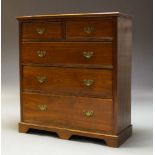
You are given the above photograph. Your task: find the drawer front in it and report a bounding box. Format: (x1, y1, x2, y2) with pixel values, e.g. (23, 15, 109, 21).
(23, 66, 112, 98)
(21, 42, 113, 67)
(22, 22, 62, 40)
(66, 19, 113, 41)
(22, 93, 113, 132)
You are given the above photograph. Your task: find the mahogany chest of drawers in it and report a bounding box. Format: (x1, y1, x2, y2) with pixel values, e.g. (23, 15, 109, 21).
(17, 12, 132, 147)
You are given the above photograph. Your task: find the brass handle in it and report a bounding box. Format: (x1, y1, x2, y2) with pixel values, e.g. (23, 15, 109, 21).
(38, 104, 47, 111)
(36, 28, 45, 35)
(36, 76, 46, 84)
(37, 51, 46, 58)
(84, 26, 94, 35)
(84, 110, 94, 117)
(83, 51, 94, 59)
(83, 79, 94, 86)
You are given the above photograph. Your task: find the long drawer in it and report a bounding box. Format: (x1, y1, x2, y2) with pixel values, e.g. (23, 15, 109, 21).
(22, 93, 113, 133)
(21, 42, 113, 67)
(23, 66, 113, 98)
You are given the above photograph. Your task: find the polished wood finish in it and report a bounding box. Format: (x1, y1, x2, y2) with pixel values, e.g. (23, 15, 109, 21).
(22, 21, 63, 41)
(19, 122, 30, 133)
(17, 12, 132, 147)
(19, 122, 132, 147)
(66, 19, 113, 41)
(22, 93, 113, 133)
(114, 17, 132, 133)
(23, 66, 112, 98)
(16, 12, 131, 20)
(21, 42, 113, 66)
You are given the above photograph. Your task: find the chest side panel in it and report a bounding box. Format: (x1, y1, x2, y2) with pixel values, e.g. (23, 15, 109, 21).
(114, 17, 132, 133)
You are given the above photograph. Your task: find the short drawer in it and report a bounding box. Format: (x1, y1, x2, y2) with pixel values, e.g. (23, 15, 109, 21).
(22, 21, 62, 40)
(21, 42, 113, 67)
(66, 19, 113, 41)
(22, 93, 113, 132)
(23, 66, 112, 98)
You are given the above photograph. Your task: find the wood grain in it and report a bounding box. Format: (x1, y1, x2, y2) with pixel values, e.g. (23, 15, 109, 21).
(21, 42, 113, 66)
(114, 17, 132, 133)
(16, 12, 132, 20)
(23, 66, 113, 98)
(17, 12, 132, 147)
(19, 122, 132, 147)
(22, 92, 114, 133)
(66, 19, 113, 41)
(22, 21, 63, 41)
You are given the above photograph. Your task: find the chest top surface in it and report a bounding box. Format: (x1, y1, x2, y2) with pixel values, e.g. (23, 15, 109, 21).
(16, 12, 131, 20)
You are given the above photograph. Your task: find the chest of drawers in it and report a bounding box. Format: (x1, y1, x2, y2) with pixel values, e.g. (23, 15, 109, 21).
(17, 12, 132, 147)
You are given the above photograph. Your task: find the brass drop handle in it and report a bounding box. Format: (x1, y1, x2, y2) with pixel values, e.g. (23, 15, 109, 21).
(84, 110, 94, 117)
(37, 51, 46, 58)
(36, 76, 47, 84)
(84, 26, 94, 35)
(83, 51, 94, 59)
(83, 79, 94, 87)
(38, 104, 47, 111)
(36, 28, 45, 35)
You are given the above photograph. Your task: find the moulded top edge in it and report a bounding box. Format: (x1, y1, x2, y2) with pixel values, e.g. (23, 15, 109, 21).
(16, 12, 132, 20)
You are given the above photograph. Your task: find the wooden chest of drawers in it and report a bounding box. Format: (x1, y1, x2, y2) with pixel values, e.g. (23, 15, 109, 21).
(17, 12, 132, 147)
